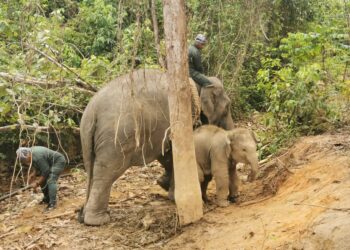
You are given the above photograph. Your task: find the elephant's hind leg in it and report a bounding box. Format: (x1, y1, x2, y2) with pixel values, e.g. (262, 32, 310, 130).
(228, 162, 240, 203)
(84, 156, 130, 226)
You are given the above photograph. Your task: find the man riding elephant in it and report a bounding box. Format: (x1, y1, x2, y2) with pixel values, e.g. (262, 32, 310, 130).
(188, 34, 212, 93)
(157, 34, 231, 191)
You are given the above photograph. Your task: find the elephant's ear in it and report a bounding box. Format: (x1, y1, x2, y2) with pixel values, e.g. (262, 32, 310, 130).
(225, 136, 232, 159)
(200, 87, 215, 119)
(249, 130, 259, 143)
(226, 130, 237, 144)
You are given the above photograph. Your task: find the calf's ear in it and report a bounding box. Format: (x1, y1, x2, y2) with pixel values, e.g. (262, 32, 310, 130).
(249, 131, 259, 143)
(225, 137, 232, 158)
(226, 130, 237, 144)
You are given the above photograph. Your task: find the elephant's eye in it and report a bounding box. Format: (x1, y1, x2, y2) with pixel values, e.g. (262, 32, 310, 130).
(242, 148, 246, 152)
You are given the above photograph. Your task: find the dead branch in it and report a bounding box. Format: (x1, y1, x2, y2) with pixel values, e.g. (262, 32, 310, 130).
(0, 173, 73, 202)
(294, 203, 350, 212)
(0, 72, 62, 87)
(25, 44, 97, 92)
(276, 158, 294, 174)
(0, 72, 95, 95)
(0, 186, 31, 202)
(258, 154, 273, 165)
(44, 211, 75, 220)
(0, 124, 80, 134)
(0, 231, 16, 240)
(24, 229, 49, 249)
(238, 195, 274, 207)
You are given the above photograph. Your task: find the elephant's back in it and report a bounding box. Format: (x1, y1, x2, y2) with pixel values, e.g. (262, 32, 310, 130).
(88, 69, 167, 113)
(81, 69, 170, 159)
(208, 76, 223, 86)
(194, 125, 227, 153)
(98, 69, 167, 100)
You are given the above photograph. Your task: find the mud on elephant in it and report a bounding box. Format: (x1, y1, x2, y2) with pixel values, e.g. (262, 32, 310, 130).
(168, 125, 259, 207)
(78, 69, 234, 225)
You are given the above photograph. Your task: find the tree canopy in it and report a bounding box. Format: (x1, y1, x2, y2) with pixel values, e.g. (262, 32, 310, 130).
(0, 0, 349, 162)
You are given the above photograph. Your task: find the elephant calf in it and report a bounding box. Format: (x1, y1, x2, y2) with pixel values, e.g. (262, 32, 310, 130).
(170, 125, 259, 207)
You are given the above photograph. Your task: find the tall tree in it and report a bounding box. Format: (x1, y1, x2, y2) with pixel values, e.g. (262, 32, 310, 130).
(163, 0, 203, 225)
(151, 0, 165, 68)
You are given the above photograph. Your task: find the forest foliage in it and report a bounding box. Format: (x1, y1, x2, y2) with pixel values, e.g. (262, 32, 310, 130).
(0, 0, 349, 162)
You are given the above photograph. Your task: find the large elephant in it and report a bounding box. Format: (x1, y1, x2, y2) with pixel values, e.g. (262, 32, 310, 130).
(79, 69, 234, 225)
(168, 125, 259, 207)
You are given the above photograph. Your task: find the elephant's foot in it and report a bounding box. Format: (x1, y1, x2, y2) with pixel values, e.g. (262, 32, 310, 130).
(84, 210, 110, 226)
(202, 194, 209, 203)
(157, 174, 171, 191)
(227, 194, 239, 203)
(168, 190, 175, 201)
(77, 206, 85, 224)
(216, 199, 229, 207)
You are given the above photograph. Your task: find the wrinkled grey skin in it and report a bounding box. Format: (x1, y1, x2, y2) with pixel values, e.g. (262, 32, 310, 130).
(168, 125, 259, 207)
(157, 77, 235, 190)
(79, 69, 234, 225)
(200, 78, 234, 130)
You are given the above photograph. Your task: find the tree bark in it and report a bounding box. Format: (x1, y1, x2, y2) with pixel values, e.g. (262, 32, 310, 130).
(151, 0, 165, 68)
(163, 0, 203, 225)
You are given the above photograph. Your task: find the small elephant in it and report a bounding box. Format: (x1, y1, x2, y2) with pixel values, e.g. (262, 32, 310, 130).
(169, 125, 259, 207)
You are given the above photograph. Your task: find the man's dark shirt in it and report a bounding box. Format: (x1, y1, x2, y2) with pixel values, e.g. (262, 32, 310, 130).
(31, 146, 65, 177)
(188, 44, 211, 87)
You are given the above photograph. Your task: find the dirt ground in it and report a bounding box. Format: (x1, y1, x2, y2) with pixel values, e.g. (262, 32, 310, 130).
(1, 130, 350, 250)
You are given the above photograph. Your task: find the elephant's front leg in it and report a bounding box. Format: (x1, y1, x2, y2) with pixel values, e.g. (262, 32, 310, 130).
(211, 158, 229, 207)
(228, 161, 239, 203)
(156, 148, 173, 191)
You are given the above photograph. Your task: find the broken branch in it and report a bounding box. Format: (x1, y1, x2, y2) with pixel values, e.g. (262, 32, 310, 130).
(0, 72, 95, 95)
(25, 44, 97, 92)
(0, 124, 80, 134)
(294, 203, 350, 212)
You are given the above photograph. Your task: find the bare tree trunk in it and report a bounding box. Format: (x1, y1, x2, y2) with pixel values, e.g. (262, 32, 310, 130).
(343, 0, 350, 82)
(163, 0, 203, 225)
(151, 0, 165, 68)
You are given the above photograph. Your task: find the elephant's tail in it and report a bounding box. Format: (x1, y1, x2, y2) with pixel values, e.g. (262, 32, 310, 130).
(80, 106, 96, 207)
(189, 78, 201, 124)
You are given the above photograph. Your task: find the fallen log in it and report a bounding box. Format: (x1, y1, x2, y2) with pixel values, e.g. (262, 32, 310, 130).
(0, 72, 95, 95)
(0, 173, 72, 202)
(0, 186, 31, 202)
(0, 124, 80, 134)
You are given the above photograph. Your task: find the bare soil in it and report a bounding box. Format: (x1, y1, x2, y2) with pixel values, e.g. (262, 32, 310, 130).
(1, 131, 350, 250)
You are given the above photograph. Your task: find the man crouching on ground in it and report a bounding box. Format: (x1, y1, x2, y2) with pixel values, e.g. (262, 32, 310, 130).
(16, 146, 66, 211)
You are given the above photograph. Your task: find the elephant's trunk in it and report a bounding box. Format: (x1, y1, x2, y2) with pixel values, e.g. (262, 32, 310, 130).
(247, 154, 259, 181)
(224, 114, 235, 130)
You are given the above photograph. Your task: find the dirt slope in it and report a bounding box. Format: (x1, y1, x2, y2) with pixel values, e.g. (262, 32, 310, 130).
(0, 131, 349, 250)
(166, 132, 350, 249)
